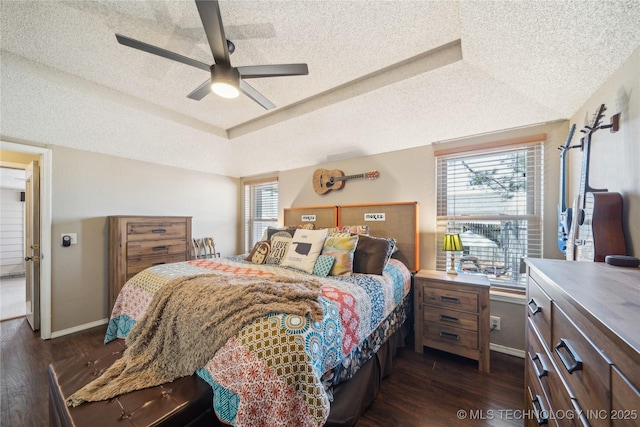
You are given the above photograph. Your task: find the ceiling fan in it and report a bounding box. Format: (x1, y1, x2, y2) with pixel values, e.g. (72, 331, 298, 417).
(115, 0, 308, 110)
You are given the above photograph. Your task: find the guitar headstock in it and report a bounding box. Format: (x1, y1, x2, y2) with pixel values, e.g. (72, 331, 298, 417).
(582, 104, 607, 134)
(366, 171, 379, 180)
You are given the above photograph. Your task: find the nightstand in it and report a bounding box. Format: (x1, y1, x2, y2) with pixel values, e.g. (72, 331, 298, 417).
(414, 270, 490, 372)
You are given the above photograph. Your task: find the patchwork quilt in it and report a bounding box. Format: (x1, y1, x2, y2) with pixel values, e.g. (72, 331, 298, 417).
(105, 256, 411, 427)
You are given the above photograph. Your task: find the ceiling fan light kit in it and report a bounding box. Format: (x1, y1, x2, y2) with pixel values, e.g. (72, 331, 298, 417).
(211, 66, 240, 98)
(114, 0, 308, 109)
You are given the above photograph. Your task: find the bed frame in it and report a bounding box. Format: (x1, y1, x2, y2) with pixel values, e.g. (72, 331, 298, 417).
(284, 201, 419, 272)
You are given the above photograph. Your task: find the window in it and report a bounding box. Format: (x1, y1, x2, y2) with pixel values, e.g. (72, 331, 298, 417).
(435, 137, 544, 290)
(243, 178, 278, 253)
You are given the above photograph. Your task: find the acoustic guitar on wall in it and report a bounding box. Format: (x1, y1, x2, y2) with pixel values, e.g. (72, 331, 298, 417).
(313, 169, 379, 195)
(566, 104, 626, 262)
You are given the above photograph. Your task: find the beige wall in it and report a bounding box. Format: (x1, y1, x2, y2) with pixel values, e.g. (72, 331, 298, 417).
(568, 45, 639, 257)
(48, 146, 239, 332)
(278, 122, 568, 353)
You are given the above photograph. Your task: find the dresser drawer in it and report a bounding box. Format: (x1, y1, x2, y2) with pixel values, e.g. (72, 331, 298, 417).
(422, 287, 478, 313)
(526, 318, 553, 402)
(527, 274, 552, 348)
(525, 368, 557, 427)
(552, 305, 610, 422)
(127, 239, 188, 257)
(127, 221, 188, 241)
(126, 254, 187, 278)
(424, 307, 478, 332)
(422, 322, 478, 350)
(611, 366, 640, 426)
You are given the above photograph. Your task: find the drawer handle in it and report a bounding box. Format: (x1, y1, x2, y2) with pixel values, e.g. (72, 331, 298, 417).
(152, 261, 166, 266)
(554, 338, 582, 374)
(439, 331, 460, 341)
(531, 394, 549, 425)
(152, 246, 169, 251)
(152, 228, 167, 234)
(527, 298, 541, 315)
(439, 314, 460, 323)
(440, 296, 460, 304)
(530, 352, 548, 378)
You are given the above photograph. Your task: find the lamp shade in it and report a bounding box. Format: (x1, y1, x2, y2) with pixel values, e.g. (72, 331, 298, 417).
(443, 233, 463, 251)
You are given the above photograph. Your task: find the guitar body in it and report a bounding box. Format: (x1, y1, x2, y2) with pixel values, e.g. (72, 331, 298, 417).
(574, 192, 626, 262)
(313, 169, 345, 195)
(557, 204, 573, 254)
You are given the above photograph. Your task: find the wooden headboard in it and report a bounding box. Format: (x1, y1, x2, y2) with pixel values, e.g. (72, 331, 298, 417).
(284, 202, 419, 272)
(338, 202, 419, 272)
(283, 205, 338, 229)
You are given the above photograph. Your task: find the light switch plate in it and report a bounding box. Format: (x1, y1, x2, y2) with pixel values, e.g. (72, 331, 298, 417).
(61, 233, 77, 245)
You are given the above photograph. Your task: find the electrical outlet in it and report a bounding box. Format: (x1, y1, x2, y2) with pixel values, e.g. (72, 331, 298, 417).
(490, 316, 501, 331)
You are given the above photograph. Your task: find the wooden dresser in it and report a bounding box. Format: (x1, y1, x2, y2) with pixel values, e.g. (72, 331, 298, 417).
(108, 216, 192, 311)
(414, 270, 491, 372)
(524, 258, 640, 427)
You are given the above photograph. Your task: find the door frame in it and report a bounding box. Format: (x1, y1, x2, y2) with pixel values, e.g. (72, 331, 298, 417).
(0, 141, 52, 339)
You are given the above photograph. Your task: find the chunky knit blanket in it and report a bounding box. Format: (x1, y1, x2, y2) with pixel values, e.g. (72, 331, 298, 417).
(66, 274, 323, 407)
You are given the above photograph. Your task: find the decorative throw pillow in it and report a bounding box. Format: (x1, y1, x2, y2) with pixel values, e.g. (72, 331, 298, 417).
(280, 229, 328, 274)
(264, 236, 292, 265)
(265, 224, 315, 240)
(313, 255, 335, 277)
(245, 240, 271, 264)
(322, 234, 359, 276)
(339, 225, 369, 235)
(352, 235, 396, 275)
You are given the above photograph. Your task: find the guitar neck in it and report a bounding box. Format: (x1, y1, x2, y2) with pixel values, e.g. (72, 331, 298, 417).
(558, 124, 576, 211)
(333, 173, 367, 182)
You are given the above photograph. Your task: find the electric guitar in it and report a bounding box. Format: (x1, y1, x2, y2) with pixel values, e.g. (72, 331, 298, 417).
(556, 123, 576, 254)
(312, 169, 379, 195)
(566, 104, 626, 261)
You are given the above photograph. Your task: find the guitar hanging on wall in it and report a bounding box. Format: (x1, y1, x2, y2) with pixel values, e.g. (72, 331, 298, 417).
(556, 123, 577, 254)
(313, 169, 379, 195)
(566, 104, 626, 262)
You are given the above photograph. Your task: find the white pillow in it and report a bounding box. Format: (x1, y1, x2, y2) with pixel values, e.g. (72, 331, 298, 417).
(280, 228, 328, 274)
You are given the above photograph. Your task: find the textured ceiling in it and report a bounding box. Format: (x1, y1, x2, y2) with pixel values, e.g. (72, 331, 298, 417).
(1, 1, 639, 177)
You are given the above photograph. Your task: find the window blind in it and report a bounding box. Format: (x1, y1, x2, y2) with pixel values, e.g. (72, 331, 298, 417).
(435, 141, 544, 289)
(243, 179, 278, 253)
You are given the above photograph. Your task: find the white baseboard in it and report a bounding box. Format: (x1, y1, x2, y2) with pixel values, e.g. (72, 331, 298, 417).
(50, 318, 109, 339)
(490, 343, 525, 358)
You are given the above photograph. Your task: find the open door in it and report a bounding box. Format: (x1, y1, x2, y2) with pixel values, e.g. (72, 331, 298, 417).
(25, 160, 40, 331)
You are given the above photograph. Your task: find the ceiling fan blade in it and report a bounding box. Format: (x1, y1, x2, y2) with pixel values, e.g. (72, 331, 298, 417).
(237, 64, 309, 79)
(239, 80, 276, 110)
(195, 0, 230, 65)
(115, 34, 210, 72)
(187, 79, 212, 100)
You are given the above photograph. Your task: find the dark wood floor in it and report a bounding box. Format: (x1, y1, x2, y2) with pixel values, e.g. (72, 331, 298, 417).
(1, 317, 524, 426)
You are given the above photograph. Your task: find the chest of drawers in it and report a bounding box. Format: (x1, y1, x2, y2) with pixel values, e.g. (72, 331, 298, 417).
(524, 259, 640, 427)
(108, 216, 192, 311)
(414, 270, 491, 372)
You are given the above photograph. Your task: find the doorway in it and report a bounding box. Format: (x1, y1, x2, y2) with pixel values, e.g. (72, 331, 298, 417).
(0, 166, 26, 321)
(0, 142, 52, 339)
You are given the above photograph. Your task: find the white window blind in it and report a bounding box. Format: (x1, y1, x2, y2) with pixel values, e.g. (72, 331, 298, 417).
(244, 179, 278, 253)
(435, 140, 544, 289)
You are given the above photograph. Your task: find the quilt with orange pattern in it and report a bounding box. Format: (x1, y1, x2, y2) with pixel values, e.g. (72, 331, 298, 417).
(105, 255, 411, 427)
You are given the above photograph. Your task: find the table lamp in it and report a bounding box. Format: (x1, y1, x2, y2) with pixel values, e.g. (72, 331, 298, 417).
(443, 233, 463, 275)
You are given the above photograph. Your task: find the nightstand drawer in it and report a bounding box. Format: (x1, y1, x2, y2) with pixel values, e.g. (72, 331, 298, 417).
(423, 307, 478, 332)
(422, 322, 478, 350)
(422, 287, 478, 312)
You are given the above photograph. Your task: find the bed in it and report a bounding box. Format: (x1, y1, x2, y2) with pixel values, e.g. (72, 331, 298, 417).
(101, 202, 419, 427)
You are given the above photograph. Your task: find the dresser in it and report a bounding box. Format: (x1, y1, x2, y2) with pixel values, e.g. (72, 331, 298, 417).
(108, 216, 192, 311)
(414, 270, 491, 372)
(524, 259, 640, 427)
